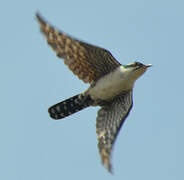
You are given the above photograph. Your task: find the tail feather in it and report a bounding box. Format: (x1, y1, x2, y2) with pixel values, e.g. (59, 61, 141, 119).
(48, 94, 93, 120)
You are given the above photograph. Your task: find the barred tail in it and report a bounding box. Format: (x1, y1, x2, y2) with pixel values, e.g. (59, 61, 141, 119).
(48, 94, 93, 120)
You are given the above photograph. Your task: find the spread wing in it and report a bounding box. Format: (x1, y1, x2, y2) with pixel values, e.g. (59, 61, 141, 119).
(36, 13, 121, 84)
(96, 91, 133, 173)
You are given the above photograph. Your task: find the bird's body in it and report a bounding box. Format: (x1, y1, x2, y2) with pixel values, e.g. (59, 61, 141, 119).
(36, 13, 152, 173)
(87, 66, 140, 101)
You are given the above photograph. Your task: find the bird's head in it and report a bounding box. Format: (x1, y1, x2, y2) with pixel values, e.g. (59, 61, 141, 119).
(122, 62, 152, 81)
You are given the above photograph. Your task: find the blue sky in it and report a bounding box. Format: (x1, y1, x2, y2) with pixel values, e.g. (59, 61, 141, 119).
(1, 0, 184, 179)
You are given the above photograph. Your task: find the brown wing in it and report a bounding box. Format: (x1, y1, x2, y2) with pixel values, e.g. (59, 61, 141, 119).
(96, 91, 133, 173)
(36, 13, 121, 84)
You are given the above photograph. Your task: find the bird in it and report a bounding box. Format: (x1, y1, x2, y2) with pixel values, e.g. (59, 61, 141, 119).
(36, 13, 152, 173)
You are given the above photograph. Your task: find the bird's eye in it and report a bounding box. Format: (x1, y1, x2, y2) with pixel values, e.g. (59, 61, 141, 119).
(134, 62, 143, 67)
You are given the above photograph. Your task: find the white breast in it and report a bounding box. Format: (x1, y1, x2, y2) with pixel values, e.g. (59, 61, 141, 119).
(88, 66, 134, 100)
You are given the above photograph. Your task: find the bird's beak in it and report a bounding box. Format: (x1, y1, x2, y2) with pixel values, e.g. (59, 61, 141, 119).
(145, 64, 152, 68)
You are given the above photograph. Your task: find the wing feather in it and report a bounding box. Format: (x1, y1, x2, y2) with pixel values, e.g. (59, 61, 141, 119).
(96, 91, 133, 172)
(36, 13, 120, 83)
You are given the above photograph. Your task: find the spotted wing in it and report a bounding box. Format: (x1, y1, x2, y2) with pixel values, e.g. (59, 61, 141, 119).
(36, 13, 121, 84)
(96, 91, 133, 173)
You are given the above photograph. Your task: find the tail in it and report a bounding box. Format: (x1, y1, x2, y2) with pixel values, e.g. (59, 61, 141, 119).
(48, 94, 93, 120)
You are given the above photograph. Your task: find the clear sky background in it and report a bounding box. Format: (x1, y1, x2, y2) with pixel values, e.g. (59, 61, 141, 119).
(1, 0, 184, 179)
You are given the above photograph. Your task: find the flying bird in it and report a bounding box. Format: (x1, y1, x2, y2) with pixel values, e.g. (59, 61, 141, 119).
(36, 13, 152, 173)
